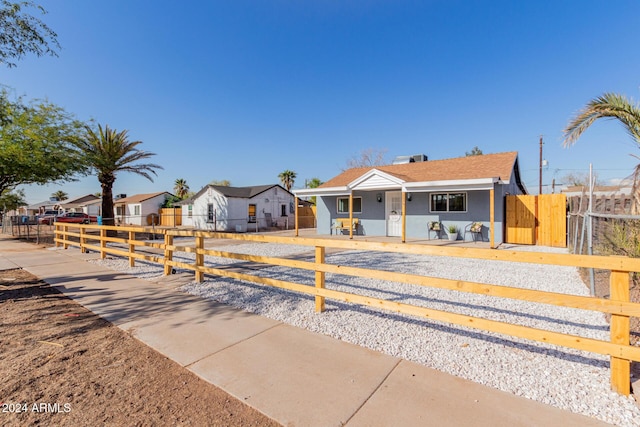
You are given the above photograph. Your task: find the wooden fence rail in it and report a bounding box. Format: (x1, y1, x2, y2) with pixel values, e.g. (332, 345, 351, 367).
(54, 223, 640, 395)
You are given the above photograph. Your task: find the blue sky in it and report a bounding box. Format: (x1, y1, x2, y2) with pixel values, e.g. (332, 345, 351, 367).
(4, 1, 640, 203)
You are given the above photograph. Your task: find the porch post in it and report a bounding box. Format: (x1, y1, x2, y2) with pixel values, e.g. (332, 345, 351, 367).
(294, 196, 299, 237)
(401, 190, 407, 243)
(349, 192, 354, 239)
(490, 188, 495, 248)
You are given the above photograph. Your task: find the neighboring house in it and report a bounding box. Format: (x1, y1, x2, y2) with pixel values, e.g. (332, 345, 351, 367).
(113, 192, 173, 226)
(179, 184, 295, 231)
(25, 199, 64, 216)
(293, 151, 527, 245)
(59, 194, 101, 215)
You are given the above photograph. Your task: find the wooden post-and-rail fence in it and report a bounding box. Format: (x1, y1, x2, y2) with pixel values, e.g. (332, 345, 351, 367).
(55, 223, 640, 396)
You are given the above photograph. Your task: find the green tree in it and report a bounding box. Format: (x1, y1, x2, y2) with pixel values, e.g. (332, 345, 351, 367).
(173, 178, 189, 199)
(306, 177, 323, 204)
(0, 91, 87, 196)
(51, 190, 67, 201)
(73, 124, 162, 227)
(465, 146, 483, 156)
(209, 179, 231, 186)
(563, 92, 640, 212)
(0, 188, 25, 214)
(278, 170, 296, 191)
(0, 1, 60, 68)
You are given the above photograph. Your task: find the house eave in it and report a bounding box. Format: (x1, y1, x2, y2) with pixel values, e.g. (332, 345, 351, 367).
(293, 187, 350, 197)
(403, 177, 500, 192)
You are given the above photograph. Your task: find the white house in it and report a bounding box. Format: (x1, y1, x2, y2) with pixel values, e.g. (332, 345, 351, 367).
(179, 184, 295, 232)
(60, 194, 101, 215)
(114, 192, 173, 226)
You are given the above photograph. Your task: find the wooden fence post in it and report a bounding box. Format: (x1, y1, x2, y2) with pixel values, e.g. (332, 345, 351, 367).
(610, 270, 631, 394)
(55, 224, 60, 248)
(63, 225, 69, 249)
(128, 231, 135, 267)
(80, 225, 86, 253)
(195, 236, 204, 283)
(164, 233, 173, 275)
(315, 245, 325, 312)
(100, 227, 106, 259)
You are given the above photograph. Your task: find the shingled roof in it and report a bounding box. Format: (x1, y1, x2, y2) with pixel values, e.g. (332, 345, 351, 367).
(180, 184, 291, 205)
(320, 151, 520, 188)
(114, 192, 172, 204)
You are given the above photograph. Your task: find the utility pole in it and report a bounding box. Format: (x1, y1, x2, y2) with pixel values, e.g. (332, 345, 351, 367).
(539, 136, 543, 195)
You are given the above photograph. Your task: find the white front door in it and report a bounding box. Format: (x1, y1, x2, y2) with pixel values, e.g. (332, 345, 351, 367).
(386, 191, 402, 237)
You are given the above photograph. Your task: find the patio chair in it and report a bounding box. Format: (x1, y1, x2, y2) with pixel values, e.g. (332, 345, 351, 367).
(428, 221, 442, 240)
(464, 222, 483, 242)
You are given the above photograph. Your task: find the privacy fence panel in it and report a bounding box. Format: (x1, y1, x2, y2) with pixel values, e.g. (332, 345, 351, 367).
(537, 194, 567, 248)
(505, 195, 536, 245)
(505, 194, 566, 247)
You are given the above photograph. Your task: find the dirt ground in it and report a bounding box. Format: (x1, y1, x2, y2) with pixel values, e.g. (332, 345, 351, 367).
(0, 268, 280, 427)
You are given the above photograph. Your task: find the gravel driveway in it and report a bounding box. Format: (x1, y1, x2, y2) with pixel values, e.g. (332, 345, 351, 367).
(92, 241, 640, 426)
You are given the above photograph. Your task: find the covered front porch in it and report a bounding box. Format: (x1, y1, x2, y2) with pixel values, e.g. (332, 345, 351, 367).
(293, 177, 500, 248)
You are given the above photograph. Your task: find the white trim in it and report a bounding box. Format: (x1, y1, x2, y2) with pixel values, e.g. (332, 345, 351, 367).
(349, 169, 405, 190)
(293, 187, 349, 197)
(294, 177, 499, 197)
(404, 177, 499, 192)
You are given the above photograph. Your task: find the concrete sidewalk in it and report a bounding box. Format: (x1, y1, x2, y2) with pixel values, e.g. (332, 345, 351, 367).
(0, 236, 610, 426)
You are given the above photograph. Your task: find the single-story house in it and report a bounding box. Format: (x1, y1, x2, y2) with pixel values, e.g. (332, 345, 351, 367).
(179, 184, 295, 232)
(114, 192, 173, 226)
(25, 199, 63, 216)
(60, 194, 101, 215)
(293, 151, 527, 246)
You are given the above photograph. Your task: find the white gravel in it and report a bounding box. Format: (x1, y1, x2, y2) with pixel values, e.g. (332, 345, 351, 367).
(90, 241, 640, 426)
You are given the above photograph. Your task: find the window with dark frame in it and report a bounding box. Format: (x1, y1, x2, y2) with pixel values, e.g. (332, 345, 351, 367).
(430, 192, 467, 212)
(248, 204, 257, 222)
(207, 204, 214, 222)
(280, 204, 286, 217)
(337, 196, 362, 214)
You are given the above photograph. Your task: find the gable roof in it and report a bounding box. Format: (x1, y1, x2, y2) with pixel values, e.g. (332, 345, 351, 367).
(114, 192, 172, 205)
(294, 151, 525, 196)
(60, 194, 100, 209)
(180, 184, 292, 204)
(212, 184, 282, 198)
(325, 151, 519, 186)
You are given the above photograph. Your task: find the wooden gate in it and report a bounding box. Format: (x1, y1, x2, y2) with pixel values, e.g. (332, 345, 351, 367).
(537, 194, 566, 247)
(506, 195, 536, 245)
(505, 194, 566, 247)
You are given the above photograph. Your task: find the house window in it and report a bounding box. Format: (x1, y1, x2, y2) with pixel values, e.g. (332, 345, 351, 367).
(280, 204, 287, 217)
(116, 205, 124, 216)
(207, 204, 214, 223)
(430, 193, 467, 212)
(187, 205, 193, 218)
(133, 205, 141, 216)
(337, 197, 362, 214)
(248, 204, 257, 222)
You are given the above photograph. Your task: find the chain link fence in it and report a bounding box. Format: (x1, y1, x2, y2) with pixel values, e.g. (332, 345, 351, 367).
(567, 196, 640, 346)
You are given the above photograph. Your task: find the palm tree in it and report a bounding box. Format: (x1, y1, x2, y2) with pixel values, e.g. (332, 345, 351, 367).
(74, 124, 162, 227)
(51, 190, 68, 201)
(563, 92, 640, 212)
(174, 178, 189, 199)
(278, 170, 296, 191)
